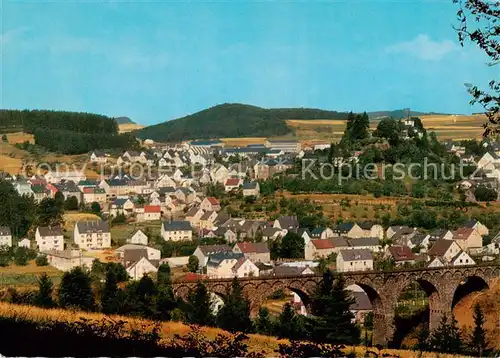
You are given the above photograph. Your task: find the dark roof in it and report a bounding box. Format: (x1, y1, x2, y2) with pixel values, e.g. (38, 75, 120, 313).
(197, 244, 232, 255)
(276, 216, 299, 229)
(0, 227, 11, 236)
(162, 220, 191, 231)
(428, 239, 455, 257)
(339, 249, 373, 261)
(207, 252, 243, 267)
(255, 262, 273, 271)
(335, 223, 355, 233)
(76, 221, 110, 234)
(242, 181, 258, 190)
(123, 248, 148, 263)
(311, 227, 327, 237)
(297, 228, 311, 237)
(37, 226, 63, 237)
(348, 237, 379, 247)
(464, 219, 479, 228)
(273, 266, 312, 276)
(358, 222, 375, 230)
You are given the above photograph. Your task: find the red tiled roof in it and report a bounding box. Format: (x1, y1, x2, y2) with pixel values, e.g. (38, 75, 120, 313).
(225, 178, 240, 186)
(453, 227, 475, 240)
(206, 197, 220, 205)
(144, 205, 161, 213)
(311, 239, 335, 250)
(388, 246, 416, 261)
(235, 242, 269, 253)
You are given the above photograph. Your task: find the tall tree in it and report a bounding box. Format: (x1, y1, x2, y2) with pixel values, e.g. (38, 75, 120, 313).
(155, 263, 176, 321)
(157, 263, 172, 286)
(36, 198, 64, 227)
(279, 231, 305, 259)
(184, 281, 215, 326)
(469, 304, 488, 356)
(309, 270, 360, 345)
(276, 303, 308, 340)
(187, 255, 199, 273)
(58, 267, 95, 311)
(34, 273, 54, 308)
(216, 278, 253, 333)
(429, 314, 463, 354)
(101, 268, 121, 314)
(454, 0, 499, 135)
(254, 307, 273, 335)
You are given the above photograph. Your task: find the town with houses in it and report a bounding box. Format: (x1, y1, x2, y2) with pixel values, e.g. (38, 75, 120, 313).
(0, 131, 499, 320)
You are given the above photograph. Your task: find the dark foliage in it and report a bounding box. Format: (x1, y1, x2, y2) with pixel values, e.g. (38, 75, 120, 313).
(454, 0, 499, 135)
(58, 267, 95, 311)
(309, 270, 360, 345)
(277, 340, 350, 358)
(184, 281, 215, 326)
(135, 103, 351, 141)
(216, 277, 253, 333)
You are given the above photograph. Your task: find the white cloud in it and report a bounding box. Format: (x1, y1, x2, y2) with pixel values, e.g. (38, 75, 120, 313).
(0, 27, 28, 47)
(386, 34, 458, 61)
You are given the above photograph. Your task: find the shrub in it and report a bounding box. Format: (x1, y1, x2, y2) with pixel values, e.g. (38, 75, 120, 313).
(35, 255, 49, 266)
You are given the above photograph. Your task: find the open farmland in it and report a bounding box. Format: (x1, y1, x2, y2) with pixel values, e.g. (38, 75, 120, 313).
(285, 114, 487, 142)
(118, 123, 144, 133)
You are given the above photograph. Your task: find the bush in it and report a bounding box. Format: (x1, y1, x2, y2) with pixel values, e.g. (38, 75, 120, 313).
(35, 255, 49, 266)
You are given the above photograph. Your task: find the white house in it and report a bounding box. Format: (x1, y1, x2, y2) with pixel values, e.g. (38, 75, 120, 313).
(36, 226, 64, 251)
(206, 252, 244, 278)
(90, 151, 107, 163)
(45, 249, 94, 271)
(18, 238, 31, 248)
(427, 239, 476, 267)
(127, 230, 148, 245)
(74, 220, 111, 249)
(232, 257, 260, 278)
(126, 257, 158, 280)
(0, 227, 12, 247)
(116, 244, 161, 261)
(161, 221, 193, 241)
(336, 249, 373, 272)
(193, 244, 232, 269)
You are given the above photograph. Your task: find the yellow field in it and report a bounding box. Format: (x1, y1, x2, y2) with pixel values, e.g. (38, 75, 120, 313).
(118, 123, 144, 133)
(0, 302, 473, 357)
(2, 132, 35, 144)
(221, 137, 267, 147)
(0, 154, 23, 174)
(285, 114, 487, 141)
(63, 212, 101, 232)
(0, 260, 60, 275)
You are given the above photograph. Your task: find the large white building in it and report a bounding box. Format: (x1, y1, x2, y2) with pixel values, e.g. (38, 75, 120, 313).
(161, 221, 192, 241)
(36, 226, 64, 251)
(74, 220, 111, 249)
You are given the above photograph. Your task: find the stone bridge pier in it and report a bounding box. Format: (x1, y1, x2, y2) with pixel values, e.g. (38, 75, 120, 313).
(172, 265, 499, 347)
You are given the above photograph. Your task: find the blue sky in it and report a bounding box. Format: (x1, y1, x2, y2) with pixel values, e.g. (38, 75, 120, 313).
(0, 0, 496, 125)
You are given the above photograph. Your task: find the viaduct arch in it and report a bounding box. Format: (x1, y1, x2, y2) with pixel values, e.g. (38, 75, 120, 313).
(172, 264, 499, 346)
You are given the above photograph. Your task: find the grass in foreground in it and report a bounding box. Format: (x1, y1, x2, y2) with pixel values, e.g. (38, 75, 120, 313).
(0, 301, 474, 357)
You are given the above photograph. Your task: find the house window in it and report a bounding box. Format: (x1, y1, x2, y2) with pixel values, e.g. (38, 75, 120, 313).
(350, 262, 353, 266)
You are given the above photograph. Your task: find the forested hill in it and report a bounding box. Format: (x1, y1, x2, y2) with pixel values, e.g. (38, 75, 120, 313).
(367, 109, 448, 119)
(135, 103, 351, 141)
(114, 116, 135, 124)
(0, 109, 139, 154)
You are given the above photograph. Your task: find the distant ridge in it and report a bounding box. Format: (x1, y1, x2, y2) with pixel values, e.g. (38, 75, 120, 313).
(367, 109, 449, 120)
(134, 103, 351, 142)
(114, 117, 135, 125)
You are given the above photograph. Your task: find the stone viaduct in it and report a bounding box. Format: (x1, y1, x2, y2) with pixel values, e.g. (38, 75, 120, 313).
(172, 264, 499, 346)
